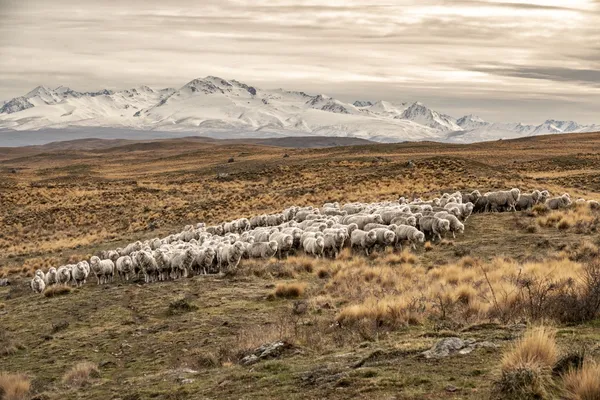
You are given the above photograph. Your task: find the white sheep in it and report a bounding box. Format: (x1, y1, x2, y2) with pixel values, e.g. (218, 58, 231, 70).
(350, 229, 377, 256)
(485, 189, 520, 212)
(546, 194, 572, 210)
(56, 265, 72, 285)
(31, 275, 46, 293)
(247, 241, 278, 259)
(45, 267, 58, 286)
(303, 236, 325, 257)
(392, 225, 425, 250)
(419, 216, 450, 242)
(71, 261, 90, 286)
(116, 256, 134, 281)
(217, 242, 245, 275)
(89, 256, 114, 285)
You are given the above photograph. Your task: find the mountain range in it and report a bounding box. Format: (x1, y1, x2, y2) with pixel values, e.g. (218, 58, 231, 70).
(1, 76, 598, 145)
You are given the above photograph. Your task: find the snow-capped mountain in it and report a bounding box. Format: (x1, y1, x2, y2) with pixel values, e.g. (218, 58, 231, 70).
(0, 76, 598, 145)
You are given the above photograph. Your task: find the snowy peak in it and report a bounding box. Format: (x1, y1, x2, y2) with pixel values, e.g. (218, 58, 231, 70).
(353, 100, 373, 107)
(0, 77, 598, 144)
(0, 97, 35, 114)
(400, 102, 461, 132)
(456, 114, 487, 130)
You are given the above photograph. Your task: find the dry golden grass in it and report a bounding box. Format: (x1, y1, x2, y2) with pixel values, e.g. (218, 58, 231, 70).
(494, 326, 558, 400)
(0, 372, 30, 400)
(501, 327, 558, 372)
(563, 361, 600, 400)
(274, 282, 307, 298)
(61, 361, 100, 388)
(43, 284, 72, 298)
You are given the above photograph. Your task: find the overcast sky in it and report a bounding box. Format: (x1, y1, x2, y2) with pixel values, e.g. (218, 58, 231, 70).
(1, 0, 599, 124)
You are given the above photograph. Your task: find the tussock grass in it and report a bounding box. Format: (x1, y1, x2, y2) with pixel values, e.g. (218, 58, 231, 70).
(493, 326, 558, 400)
(62, 361, 100, 387)
(274, 282, 306, 298)
(0, 372, 30, 400)
(43, 284, 72, 297)
(563, 361, 600, 400)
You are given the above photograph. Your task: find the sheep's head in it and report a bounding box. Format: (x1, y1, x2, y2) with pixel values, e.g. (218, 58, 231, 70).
(90, 256, 100, 265)
(385, 231, 396, 244)
(511, 188, 521, 201)
(373, 214, 384, 224)
(415, 231, 425, 243)
(269, 241, 278, 252)
(438, 219, 450, 232)
(367, 231, 377, 244)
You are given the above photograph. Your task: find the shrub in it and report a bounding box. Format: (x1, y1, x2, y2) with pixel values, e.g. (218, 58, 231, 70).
(0, 372, 30, 400)
(62, 361, 100, 387)
(168, 297, 198, 315)
(424, 241, 433, 252)
(494, 326, 558, 399)
(44, 284, 72, 298)
(274, 283, 306, 299)
(563, 361, 600, 400)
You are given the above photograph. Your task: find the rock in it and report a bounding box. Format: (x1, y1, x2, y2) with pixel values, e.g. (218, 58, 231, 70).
(99, 360, 115, 368)
(422, 337, 498, 358)
(422, 337, 466, 358)
(179, 378, 195, 385)
(0, 279, 10, 286)
(240, 341, 292, 365)
(445, 385, 459, 393)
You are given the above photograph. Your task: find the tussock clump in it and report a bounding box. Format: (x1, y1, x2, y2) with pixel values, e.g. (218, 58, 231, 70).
(563, 361, 600, 400)
(168, 297, 198, 315)
(62, 361, 100, 387)
(44, 284, 72, 298)
(0, 372, 30, 400)
(274, 282, 306, 299)
(493, 326, 558, 400)
(424, 241, 433, 252)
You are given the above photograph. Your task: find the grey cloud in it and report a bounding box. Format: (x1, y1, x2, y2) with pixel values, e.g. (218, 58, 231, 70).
(0, 0, 599, 124)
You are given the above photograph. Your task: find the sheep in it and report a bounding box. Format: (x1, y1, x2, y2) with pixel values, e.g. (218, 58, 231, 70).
(445, 202, 474, 221)
(134, 250, 159, 282)
(250, 214, 267, 228)
(121, 241, 143, 256)
(419, 216, 450, 242)
(269, 232, 294, 259)
(45, 267, 57, 286)
(170, 249, 195, 280)
(304, 223, 327, 233)
(281, 227, 303, 250)
(350, 229, 378, 256)
(34, 269, 45, 282)
(252, 228, 279, 243)
(89, 256, 114, 285)
(371, 228, 396, 251)
(546, 194, 572, 210)
(154, 249, 172, 280)
(391, 225, 425, 250)
(116, 256, 134, 281)
(303, 236, 325, 258)
(390, 215, 417, 227)
(343, 214, 384, 230)
(436, 214, 464, 238)
(247, 241, 278, 259)
(217, 242, 245, 275)
(222, 221, 239, 234)
(266, 213, 285, 226)
(485, 188, 520, 212)
(473, 194, 489, 213)
(588, 200, 600, 210)
(462, 190, 481, 204)
(322, 208, 347, 217)
(322, 230, 346, 258)
(71, 261, 89, 286)
(31, 275, 46, 293)
(515, 190, 542, 211)
(106, 250, 120, 264)
(56, 265, 72, 285)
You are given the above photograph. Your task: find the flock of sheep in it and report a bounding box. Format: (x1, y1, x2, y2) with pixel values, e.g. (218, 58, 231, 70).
(29, 187, 593, 294)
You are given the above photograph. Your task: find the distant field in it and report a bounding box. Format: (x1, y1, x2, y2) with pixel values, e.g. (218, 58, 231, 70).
(2, 131, 600, 399)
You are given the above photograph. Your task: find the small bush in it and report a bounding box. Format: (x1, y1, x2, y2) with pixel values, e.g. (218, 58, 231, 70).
(317, 268, 330, 279)
(424, 241, 433, 252)
(533, 204, 550, 216)
(274, 283, 306, 299)
(494, 326, 558, 399)
(44, 284, 72, 298)
(62, 361, 100, 387)
(563, 361, 600, 400)
(0, 372, 30, 400)
(168, 297, 198, 315)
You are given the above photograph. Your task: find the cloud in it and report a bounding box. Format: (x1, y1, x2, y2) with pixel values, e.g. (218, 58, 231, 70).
(0, 0, 599, 124)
